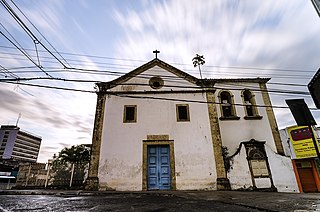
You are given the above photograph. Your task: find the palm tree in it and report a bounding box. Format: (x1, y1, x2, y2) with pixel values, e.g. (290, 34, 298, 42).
(192, 54, 205, 80)
(59, 145, 90, 165)
(51, 145, 90, 187)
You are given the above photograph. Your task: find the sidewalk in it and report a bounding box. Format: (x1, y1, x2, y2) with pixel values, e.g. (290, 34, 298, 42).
(0, 189, 319, 211)
(176, 191, 320, 212)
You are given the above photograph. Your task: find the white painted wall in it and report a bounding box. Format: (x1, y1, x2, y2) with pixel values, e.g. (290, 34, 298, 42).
(215, 81, 298, 192)
(97, 65, 298, 192)
(215, 82, 276, 154)
(279, 128, 293, 157)
(227, 143, 299, 192)
(110, 65, 197, 92)
(98, 66, 217, 191)
(228, 147, 253, 190)
(266, 146, 299, 192)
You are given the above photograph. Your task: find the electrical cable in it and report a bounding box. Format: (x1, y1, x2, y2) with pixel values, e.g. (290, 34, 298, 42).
(2, 80, 307, 110)
(0, 0, 69, 68)
(0, 64, 19, 78)
(0, 44, 317, 74)
(9, 0, 71, 67)
(0, 51, 315, 79)
(3, 80, 95, 93)
(0, 30, 53, 77)
(0, 77, 312, 97)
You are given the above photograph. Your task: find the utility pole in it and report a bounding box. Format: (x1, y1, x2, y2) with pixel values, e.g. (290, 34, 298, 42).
(69, 163, 75, 188)
(45, 160, 52, 188)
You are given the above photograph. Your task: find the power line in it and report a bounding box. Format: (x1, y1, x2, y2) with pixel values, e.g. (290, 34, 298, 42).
(267, 82, 307, 87)
(0, 55, 314, 82)
(0, 51, 136, 68)
(203, 64, 316, 74)
(0, 77, 312, 97)
(0, 53, 314, 79)
(1, 63, 312, 97)
(3, 80, 95, 93)
(114, 93, 296, 109)
(0, 0, 69, 68)
(0, 54, 314, 79)
(0, 45, 147, 63)
(0, 76, 101, 83)
(0, 64, 19, 78)
(213, 82, 309, 95)
(0, 30, 53, 77)
(0, 44, 317, 74)
(9, 0, 71, 67)
(0, 23, 30, 61)
(3, 80, 309, 110)
(0, 66, 38, 70)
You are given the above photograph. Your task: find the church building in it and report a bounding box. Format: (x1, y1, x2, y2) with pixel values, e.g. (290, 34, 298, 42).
(86, 57, 299, 192)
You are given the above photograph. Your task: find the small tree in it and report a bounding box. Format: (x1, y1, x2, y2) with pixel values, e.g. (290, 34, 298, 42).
(50, 144, 90, 188)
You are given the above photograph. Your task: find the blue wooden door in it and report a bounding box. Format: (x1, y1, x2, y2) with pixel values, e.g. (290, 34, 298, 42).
(147, 145, 171, 190)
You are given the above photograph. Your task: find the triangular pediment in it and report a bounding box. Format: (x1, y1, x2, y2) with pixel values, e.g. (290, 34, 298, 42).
(98, 58, 200, 92)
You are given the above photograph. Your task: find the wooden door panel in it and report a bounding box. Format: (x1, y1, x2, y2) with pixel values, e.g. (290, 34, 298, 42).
(298, 168, 317, 192)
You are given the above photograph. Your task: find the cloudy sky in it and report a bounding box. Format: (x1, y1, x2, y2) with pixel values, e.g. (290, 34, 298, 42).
(0, 0, 319, 163)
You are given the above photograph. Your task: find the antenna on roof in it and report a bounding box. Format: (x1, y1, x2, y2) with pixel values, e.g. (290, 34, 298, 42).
(16, 113, 21, 126)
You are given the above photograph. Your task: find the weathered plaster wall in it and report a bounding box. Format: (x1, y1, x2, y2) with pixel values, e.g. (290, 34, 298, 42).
(215, 81, 297, 192)
(215, 82, 276, 154)
(266, 146, 299, 192)
(227, 144, 299, 192)
(279, 128, 293, 157)
(227, 149, 253, 190)
(98, 67, 217, 191)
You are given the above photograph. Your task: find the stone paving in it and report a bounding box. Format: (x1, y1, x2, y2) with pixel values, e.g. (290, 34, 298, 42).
(0, 189, 319, 211)
(176, 191, 320, 212)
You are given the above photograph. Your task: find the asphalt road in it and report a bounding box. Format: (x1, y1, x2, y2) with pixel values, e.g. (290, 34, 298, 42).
(0, 193, 261, 212)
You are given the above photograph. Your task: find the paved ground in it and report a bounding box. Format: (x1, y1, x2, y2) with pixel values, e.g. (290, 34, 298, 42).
(0, 193, 260, 212)
(178, 191, 320, 211)
(0, 190, 319, 211)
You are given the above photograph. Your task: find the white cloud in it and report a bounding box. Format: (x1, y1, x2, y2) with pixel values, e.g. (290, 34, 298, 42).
(112, 0, 320, 130)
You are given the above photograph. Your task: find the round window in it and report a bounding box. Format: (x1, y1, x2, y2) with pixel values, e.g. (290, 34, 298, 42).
(149, 77, 164, 89)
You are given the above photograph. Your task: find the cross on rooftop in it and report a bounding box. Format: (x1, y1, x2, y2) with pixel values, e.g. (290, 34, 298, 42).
(153, 49, 160, 59)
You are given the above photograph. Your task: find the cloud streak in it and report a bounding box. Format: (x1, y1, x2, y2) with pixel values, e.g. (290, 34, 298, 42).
(1, 0, 319, 163)
(112, 0, 320, 127)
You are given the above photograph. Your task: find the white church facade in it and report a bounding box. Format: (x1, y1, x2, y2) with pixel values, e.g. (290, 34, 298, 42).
(86, 58, 299, 192)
